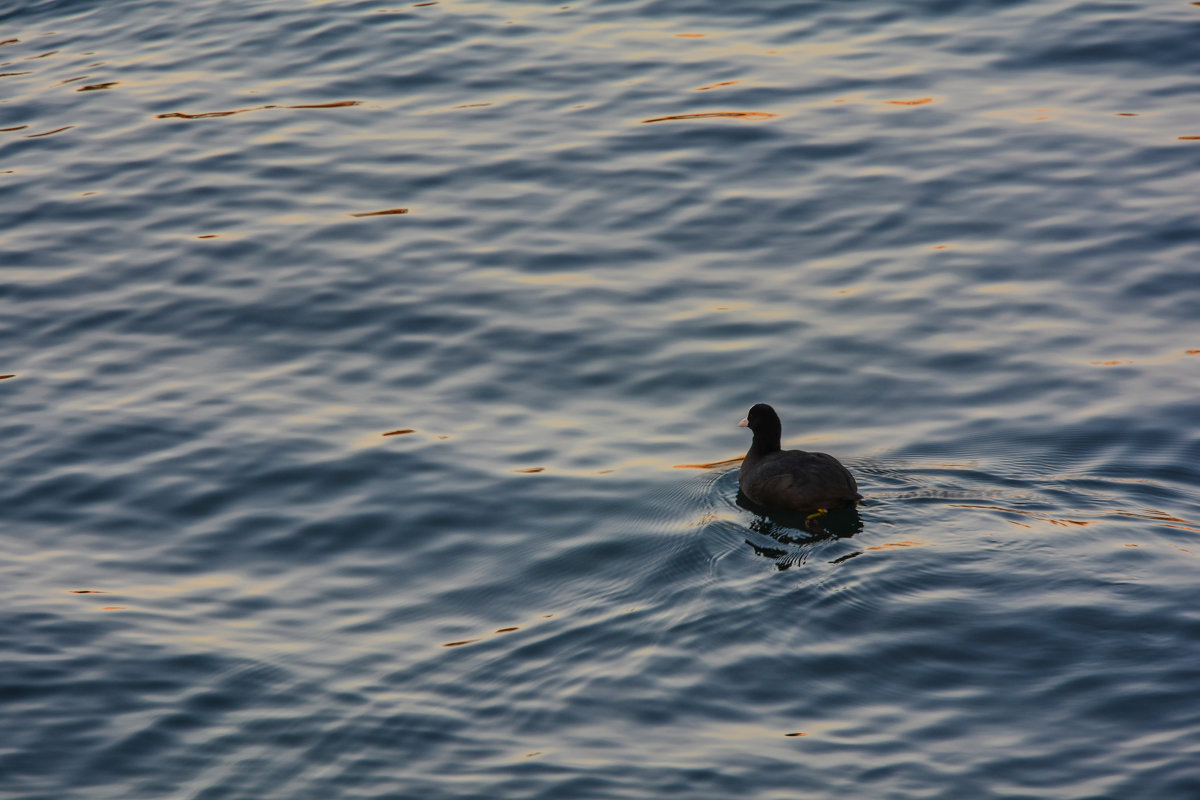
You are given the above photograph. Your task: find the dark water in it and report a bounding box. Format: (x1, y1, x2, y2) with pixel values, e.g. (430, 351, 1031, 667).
(3, 0, 1200, 797)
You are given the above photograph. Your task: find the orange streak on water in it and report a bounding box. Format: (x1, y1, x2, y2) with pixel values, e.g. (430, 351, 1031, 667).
(442, 614, 552, 648)
(351, 208, 409, 217)
(1114, 511, 1200, 533)
(159, 109, 244, 119)
(954, 504, 1200, 533)
(158, 101, 360, 120)
(287, 101, 359, 110)
(24, 125, 73, 138)
(641, 111, 777, 123)
(1085, 348, 1199, 366)
(864, 540, 927, 551)
(673, 456, 743, 469)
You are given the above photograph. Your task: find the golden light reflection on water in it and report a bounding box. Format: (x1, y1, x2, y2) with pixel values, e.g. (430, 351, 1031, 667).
(349, 207, 409, 218)
(64, 572, 299, 621)
(952, 504, 1200, 534)
(502, 271, 618, 287)
(442, 638, 482, 648)
(673, 456, 742, 470)
(980, 106, 1063, 123)
(666, 302, 746, 321)
(107, 572, 244, 598)
(24, 125, 73, 138)
(1087, 348, 1200, 367)
(864, 539, 926, 551)
(156, 100, 359, 120)
(976, 105, 1157, 131)
(641, 111, 778, 124)
(441, 612, 555, 648)
(422, 97, 524, 114)
(1114, 511, 1200, 535)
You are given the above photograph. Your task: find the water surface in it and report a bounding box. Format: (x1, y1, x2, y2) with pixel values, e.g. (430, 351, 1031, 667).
(3, 0, 1200, 797)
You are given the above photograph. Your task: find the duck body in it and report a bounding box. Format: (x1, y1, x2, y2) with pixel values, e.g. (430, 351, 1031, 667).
(737, 403, 861, 511)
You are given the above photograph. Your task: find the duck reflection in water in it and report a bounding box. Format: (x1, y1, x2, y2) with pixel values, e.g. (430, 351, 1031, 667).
(736, 491, 863, 570)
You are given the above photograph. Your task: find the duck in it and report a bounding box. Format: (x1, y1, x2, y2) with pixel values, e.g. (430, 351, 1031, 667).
(737, 403, 861, 511)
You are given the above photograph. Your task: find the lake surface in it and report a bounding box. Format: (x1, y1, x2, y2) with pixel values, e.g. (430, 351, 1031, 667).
(3, 0, 1200, 797)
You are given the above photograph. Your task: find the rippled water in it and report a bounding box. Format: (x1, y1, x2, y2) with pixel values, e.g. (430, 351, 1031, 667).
(3, 0, 1200, 797)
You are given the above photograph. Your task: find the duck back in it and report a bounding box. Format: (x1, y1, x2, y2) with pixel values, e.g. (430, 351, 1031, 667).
(739, 448, 860, 511)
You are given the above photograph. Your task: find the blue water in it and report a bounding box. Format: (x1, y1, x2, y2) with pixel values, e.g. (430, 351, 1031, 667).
(3, 0, 1200, 797)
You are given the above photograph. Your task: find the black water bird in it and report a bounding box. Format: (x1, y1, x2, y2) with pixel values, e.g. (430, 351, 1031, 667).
(737, 403, 861, 512)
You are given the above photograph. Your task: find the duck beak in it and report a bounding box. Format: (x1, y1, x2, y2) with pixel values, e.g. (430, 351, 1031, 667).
(737, 417, 749, 428)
